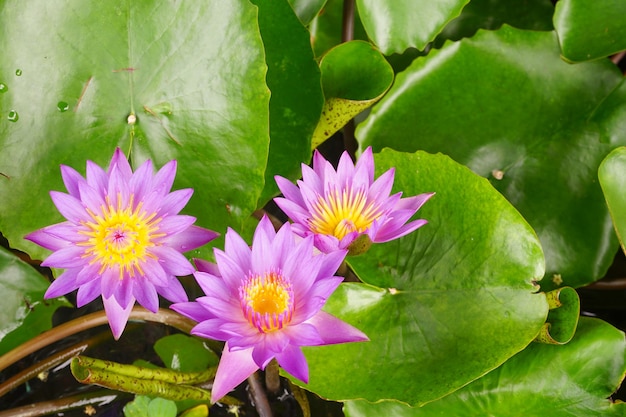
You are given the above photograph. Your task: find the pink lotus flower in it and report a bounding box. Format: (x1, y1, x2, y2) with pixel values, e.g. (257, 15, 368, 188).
(25, 148, 218, 339)
(274, 147, 434, 255)
(171, 216, 368, 402)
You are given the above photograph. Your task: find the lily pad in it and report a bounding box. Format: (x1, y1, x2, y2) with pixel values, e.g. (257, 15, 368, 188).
(294, 149, 548, 405)
(599, 147, 626, 256)
(288, 0, 327, 25)
(554, 0, 626, 62)
(357, 25, 624, 289)
(356, 0, 471, 54)
(0, 0, 270, 261)
(0, 246, 69, 355)
(344, 317, 626, 417)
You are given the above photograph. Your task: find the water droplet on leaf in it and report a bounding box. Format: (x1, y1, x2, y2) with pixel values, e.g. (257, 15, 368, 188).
(0, 83, 7, 93)
(7, 110, 19, 122)
(57, 101, 69, 112)
(15, 69, 22, 76)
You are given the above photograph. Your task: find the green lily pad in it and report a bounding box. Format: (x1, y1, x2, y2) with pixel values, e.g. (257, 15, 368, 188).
(356, 0, 471, 54)
(554, 0, 626, 62)
(288, 0, 327, 25)
(599, 147, 626, 256)
(0, 246, 70, 355)
(154, 334, 218, 373)
(534, 286, 579, 345)
(0, 0, 270, 261)
(252, 0, 323, 205)
(344, 317, 626, 417)
(294, 149, 548, 405)
(309, 0, 368, 57)
(357, 26, 624, 290)
(312, 41, 393, 148)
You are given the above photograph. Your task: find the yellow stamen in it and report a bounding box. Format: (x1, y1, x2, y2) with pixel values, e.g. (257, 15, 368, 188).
(79, 193, 163, 279)
(309, 187, 381, 240)
(241, 272, 293, 333)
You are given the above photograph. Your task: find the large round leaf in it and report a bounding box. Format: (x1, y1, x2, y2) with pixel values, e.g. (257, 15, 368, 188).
(356, 0, 471, 54)
(294, 149, 548, 405)
(599, 147, 626, 256)
(0, 0, 270, 260)
(0, 246, 70, 355)
(357, 26, 624, 290)
(344, 317, 626, 417)
(554, 0, 626, 62)
(252, 0, 323, 205)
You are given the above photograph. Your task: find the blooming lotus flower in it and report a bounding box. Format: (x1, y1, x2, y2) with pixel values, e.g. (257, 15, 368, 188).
(25, 148, 218, 339)
(274, 147, 434, 255)
(171, 216, 368, 402)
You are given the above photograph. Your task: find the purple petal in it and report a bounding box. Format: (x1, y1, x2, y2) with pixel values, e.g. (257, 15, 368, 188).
(307, 311, 369, 345)
(367, 168, 395, 201)
(156, 188, 193, 216)
(140, 258, 169, 287)
(193, 271, 232, 301)
(152, 160, 177, 195)
(251, 218, 274, 273)
(134, 279, 159, 312)
(44, 268, 80, 299)
(301, 164, 323, 194)
(41, 245, 87, 268)
(194, 258, 220, 275)
(77, 182, 106, 214)
(251, 341, 278, 369)
(86, 160, 108, 194)
(223, 227, 252, 273)
(273, 197, 311, 225)
(114, 274, 134, 308)
(355, 146, 375, 184)
(76, 278, 102, 306)
(282, 322, 324, 346)
(100, 267, 119, 299)
(395, 192, 435, 212)
(156, 276, 189, 303)
(211, 343, 258, 403)
(107, 164, 131, 209)
(215, 249, 247, 291)
(107, 148, 132, 178)
(171, 301, 214, 323)
(274, 176, 305, 207)
(128, 159, 154, 203)
(374, 218, 428, 243)
(315, 249, 347, 281)
(156, 215, 197, 237)
(160, 225, 218, 253)
(191, 318, 235, 341)
(25, 227, 71, 251)
(149, 246, 194, 276)
(76, 262, 102, 285)
(60, 165, 85, 198)
(50, 191, 89, 223)
(103, 293, 134, 340)
(335, 150, 356, 189)
(275, 344, 309, 383)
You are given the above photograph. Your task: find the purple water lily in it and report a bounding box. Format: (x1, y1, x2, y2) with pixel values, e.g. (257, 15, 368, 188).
(171, 216, 368, 402)
(274, 147, 434, 255)
(25, 148, 218, 339)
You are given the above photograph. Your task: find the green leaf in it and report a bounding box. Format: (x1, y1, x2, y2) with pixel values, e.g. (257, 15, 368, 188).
(154, 334, 218, 373)
(251, 0, 324, 205)
(534, 287, 579, 345)
(295, 150, 548, 405)
(554, 0, 626, 62)
(592, 78, 626, 146)
(0, 0, 270, 260)
(437, 0, 554, 44)
(356, 0, 471, 54)
(124, 396, 177, 417)
(288, 0, 327, 25)
(312, 41, 393, 148)
(599, 147, 626, 256)
(309, 0, 368, 57)
(357, 26, 624, 290)
(344, 317, 626, 417)
(0, 246, 69, 356)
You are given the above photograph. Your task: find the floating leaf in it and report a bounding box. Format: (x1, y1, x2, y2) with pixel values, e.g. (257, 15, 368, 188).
(356, 0, 471, 54)
(288, 0, 327, 25)
(344, 317, 626, 417)
(534, 286, 579, 344)
(0, 246, 69, 355)
(154, 334, 218, 373)
(599, 147, 626, 256)
(357, 26, 624, 290)
(293, 149, 548, 405)
(0, 0, 270, 261)
(124, 396, 177, 417)
(312, 41, 393, 148)
(554, 0, 626, 62)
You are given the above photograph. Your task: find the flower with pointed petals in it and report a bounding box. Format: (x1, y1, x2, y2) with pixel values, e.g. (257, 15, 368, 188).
(274, 147, 434, 255)
(171, 216, 368, 403)
(25, 148, 218, 339)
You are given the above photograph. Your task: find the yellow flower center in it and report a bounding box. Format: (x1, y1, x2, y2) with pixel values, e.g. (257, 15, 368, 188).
(309, 187, 381, 240)
(80, 194, 162, 279)
(240, 271, 293, 333)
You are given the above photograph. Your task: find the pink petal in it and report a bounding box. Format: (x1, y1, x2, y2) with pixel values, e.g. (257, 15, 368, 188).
(108, 148, 133, 178)
(44, 268, 80, 299)
(107, 164, 131, 209)
(160, 225, 218, 253)
(191, 318, 234, 341)
(134, 279, 159, 312)
(50, 191, 89, 223)
(307, 311, 369, 345)
(157, 188, 193, 216)
(194, 258, 220, 275)
(152, 160, 177, 195)
(171, 301, 214, 323)
(335, 150, 356, 189)
(76, 278, 102, 307)
(103, 293, 134, 340)
(215, 249, 247, 291)
(76, 261, 102, 285)
(60, 165, 85, 198)
(224, 227, 252, 273)
(374, 218, 428, 243)
(149, 246, 194, 276)
(275, 344, 309, 383)
(139, 257, 168, 287)
(41, 245, 87, 268)
(77, 182, 106, 214)
(355, 146, 375, 184)
(156, 276, 189, 303)
(156, 215, 197, 237)
(24, 227, 71, 251)
(274, 176, 305, 206)
(211, 343, 258, 403)
(86, 160, 108, 194)
(273, 197, 311, 225)
(128, 159, 154, 202)
(367, 168, 395, 201)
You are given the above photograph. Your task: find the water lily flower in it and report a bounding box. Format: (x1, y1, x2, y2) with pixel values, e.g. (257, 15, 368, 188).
(171, 216, 368, 403)
(274, 147, 434, 255)
(25, 148, 218, 339)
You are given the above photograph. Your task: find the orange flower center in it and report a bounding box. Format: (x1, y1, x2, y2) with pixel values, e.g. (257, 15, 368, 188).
(240, 271, 293, 333)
